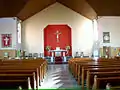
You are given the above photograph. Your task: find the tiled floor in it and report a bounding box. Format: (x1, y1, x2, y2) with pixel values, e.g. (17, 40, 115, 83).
(39, 64, 80, 89)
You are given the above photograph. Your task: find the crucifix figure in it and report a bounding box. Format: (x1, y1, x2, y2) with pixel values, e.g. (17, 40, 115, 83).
(4, 36, 9, 46)
(54, 30, 61, 42)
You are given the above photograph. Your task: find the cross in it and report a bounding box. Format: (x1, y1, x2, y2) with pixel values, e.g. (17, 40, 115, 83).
(4, 36, 9, 46)
(54, 30, 61, 42)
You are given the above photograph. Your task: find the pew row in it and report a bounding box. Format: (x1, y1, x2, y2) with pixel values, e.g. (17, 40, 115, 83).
(68, 58, 120, 89)
(0, 58, 48, 89)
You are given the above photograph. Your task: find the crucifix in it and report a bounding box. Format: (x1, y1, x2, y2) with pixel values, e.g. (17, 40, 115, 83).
(54, 30, 61, 43)
(4, 36, 9, 46)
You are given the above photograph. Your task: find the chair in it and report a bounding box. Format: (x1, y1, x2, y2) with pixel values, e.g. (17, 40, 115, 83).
(28, 53, 32, 58)
(33, 53, 38, 58)
(4, 52, 9, 60)
(4, 52, 9, 58)
(40, 52, 44, 58)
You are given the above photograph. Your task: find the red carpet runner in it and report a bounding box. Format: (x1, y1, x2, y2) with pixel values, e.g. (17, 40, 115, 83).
(55, 56, 63, 64)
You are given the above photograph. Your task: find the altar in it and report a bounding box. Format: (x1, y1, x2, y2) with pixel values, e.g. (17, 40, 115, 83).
(49, 49, 67, 63)
(49, 49, 67, 56)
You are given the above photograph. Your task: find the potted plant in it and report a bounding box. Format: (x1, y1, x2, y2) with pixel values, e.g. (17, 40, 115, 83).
(45, 46, 51, 51)
(66, 45, 70, 50)
(45, 46, 51, 57)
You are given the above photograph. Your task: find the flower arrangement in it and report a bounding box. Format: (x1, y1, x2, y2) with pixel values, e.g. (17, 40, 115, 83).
(45, 46, 51, 51)
(66, 45, 70, 50)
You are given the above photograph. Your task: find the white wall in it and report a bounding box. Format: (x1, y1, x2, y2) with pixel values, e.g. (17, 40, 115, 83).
(22, 2, 94, 56)
(0, 17, 17, 49)
(98, 16, 120, 47)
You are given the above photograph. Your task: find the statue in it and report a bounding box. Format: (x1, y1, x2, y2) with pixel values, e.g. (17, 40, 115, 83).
(54, 30, 61, 42)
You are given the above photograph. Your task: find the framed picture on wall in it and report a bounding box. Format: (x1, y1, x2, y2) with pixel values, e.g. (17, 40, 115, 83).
(1, 34, 12, 48)
(103, 32, 110, 43)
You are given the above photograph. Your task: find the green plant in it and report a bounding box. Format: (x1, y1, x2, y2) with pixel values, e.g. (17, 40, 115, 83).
(66, 45, 70, 50)
(45, 46, 51, 51)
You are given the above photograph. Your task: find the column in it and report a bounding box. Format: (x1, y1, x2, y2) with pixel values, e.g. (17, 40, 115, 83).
(51, 51, 54, 63)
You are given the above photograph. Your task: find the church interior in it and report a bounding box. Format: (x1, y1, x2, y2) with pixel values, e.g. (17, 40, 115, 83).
(0, 0, 120, 89)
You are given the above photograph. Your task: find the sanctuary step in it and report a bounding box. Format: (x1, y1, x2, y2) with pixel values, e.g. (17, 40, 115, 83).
(45, 56, 72, 64)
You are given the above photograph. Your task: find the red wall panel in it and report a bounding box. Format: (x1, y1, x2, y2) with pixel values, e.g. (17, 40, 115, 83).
(44, 25, 72, 56)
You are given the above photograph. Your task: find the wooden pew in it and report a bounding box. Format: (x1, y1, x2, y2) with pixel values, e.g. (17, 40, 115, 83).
(77, 64, 120, 85)
(1, 66, 40, 87)
(75, 60, 120, 84)
(0, 58, 47, 89)
(93, 75, 120, 89)
(81, 66, 120, 87)
(1, 58, 47, 85)
(68, 58, 93, 78)
(0, 73, 35, 89)
(0, 77, 30, 89)
(0, 66, 39, 89)
(69, 58, 120, 89)
(87, 71, 120, 89)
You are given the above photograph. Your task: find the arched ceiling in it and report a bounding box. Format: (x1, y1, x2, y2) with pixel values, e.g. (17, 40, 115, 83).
(57, 0, 97, 20)
(17, 0, 56, 20)
(86, 0, 120, 16)
(0, 0, 119, 21)
(0, 0, 28, 17)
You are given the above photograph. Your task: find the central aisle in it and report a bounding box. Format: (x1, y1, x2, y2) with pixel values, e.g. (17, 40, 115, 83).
(39, 64, 80, 89)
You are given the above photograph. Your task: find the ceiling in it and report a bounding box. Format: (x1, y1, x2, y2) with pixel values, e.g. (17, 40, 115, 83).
(0, 0, 119, 20)
(86, 0, 120, 16)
